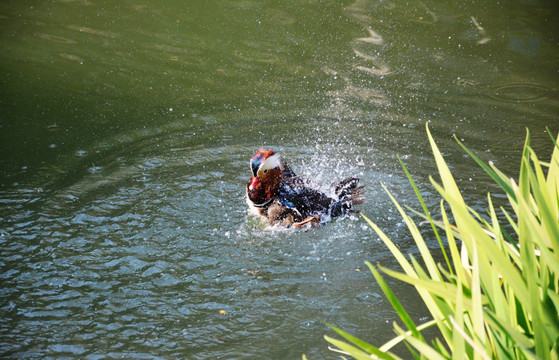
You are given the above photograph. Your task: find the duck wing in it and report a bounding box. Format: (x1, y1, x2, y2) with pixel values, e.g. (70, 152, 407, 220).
(276, 178, 333, 218)
(329, 177, 366, 217)
(280, 160, 298, 178)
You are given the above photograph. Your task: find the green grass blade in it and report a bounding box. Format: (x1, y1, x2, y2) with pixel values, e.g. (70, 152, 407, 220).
(361, 213, 414, 276)
(433, 337, 451, 358)
(486, 198, 512, 338)
(545, 129, 559, 213)
(399, 156, 453, 274)
(379, 319, 439, 352)
(378, 265, 466, 307)
(528, 148, 559, 250)
(324, 335, 390, 360)
(361, 214, 445, 323)
(547, 290, 559, 321)
(516, 133, 553, 359)
(470, 238, 486, 351)
(365, 261, 424, 340)
(539, 246, 559, 282)
(380, 182, 442, 282)
(454, 135, 516, 201)
(427, 126, 508, 311)
(426, 124, 466, 208)
(439, 200, 469, 285)
(448, 316, 492, 360)
(393, 323, 449, 360)
(483, 310, 535, 350)
(326, 323, 399, 360)
(431, 179, 530, 305)
(452, 276, 466, 360)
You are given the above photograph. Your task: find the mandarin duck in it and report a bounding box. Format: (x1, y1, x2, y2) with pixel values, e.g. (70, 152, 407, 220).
(246, 148, 365, 227)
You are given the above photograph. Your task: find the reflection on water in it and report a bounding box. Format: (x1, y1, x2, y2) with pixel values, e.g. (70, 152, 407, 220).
(353, 48, 392, 76)
(355, 28, 385, 45)
(1, 0, 559, 358)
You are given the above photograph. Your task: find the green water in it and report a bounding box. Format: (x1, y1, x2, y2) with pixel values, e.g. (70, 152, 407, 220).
(1, 0, 558, 358)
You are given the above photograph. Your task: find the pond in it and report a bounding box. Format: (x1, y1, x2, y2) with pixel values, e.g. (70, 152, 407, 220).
(1, 0, 558, 358)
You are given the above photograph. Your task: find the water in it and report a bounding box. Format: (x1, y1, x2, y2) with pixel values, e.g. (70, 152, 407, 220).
(1, 0, 558, 358)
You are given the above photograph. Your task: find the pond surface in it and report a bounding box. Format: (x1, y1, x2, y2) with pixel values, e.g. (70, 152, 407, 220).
(1, 0, 558, 358)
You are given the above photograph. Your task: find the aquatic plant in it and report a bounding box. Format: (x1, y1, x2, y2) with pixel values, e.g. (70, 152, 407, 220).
(317, 124, 559, 359)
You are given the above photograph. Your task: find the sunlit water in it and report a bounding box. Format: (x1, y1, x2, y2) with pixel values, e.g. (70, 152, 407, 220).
(1, 1, 558, 359)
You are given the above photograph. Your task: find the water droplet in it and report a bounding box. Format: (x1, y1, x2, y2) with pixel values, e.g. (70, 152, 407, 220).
(88, 166, 102, 174)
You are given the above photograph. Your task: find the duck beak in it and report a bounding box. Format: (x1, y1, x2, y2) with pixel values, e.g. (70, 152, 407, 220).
(248, 177, 260, 190)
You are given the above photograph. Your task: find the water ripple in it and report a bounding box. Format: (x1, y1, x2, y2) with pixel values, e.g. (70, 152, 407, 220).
(487, 83, 557, 103)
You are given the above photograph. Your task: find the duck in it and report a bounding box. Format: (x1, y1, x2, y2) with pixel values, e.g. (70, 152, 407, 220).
(246, 148, 365, 227)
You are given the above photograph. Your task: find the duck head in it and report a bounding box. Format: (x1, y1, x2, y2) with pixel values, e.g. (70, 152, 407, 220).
(248, 148, 283, 200)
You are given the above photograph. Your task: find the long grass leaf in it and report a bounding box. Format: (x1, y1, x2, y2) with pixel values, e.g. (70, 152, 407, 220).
(547, 290, 559, 320)
(364, 262, 424, 340)
(486, 194, 513, 320)
(429, 179, 501, 284)
(327, 323, 398, 359)
(393, 323, 448, 360)
(324, 335, 389, 360)
(539, 246, 559, 282)
(431, 179, 530, 305)
(379, 319, 439, 352)
(426, 124, 466, 208)
(427, 125, 506, 310)
(483, 310, 535, 350)
(448, 316, 492, 360)
(399, 156, 453, 274)
(545, 129, 559, 216)
(470, 238, 486, 354)
(454, 135, 516, 202)
(517, 134, 552, 359)
(433, 337, 451, 358)
(361, 213, 414, 275)
(361, 214, 446, 323)
(440, 200, 469, 285)
(378, 265, 468, 307)
(452, 276, 466, 360)
(381, 183, 442, 282)
(408, 256, 457, 336)
(528, 148, 559, 250)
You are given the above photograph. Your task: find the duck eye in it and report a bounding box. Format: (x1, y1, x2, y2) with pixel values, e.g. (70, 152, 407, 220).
(263, 169, 268, 174)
